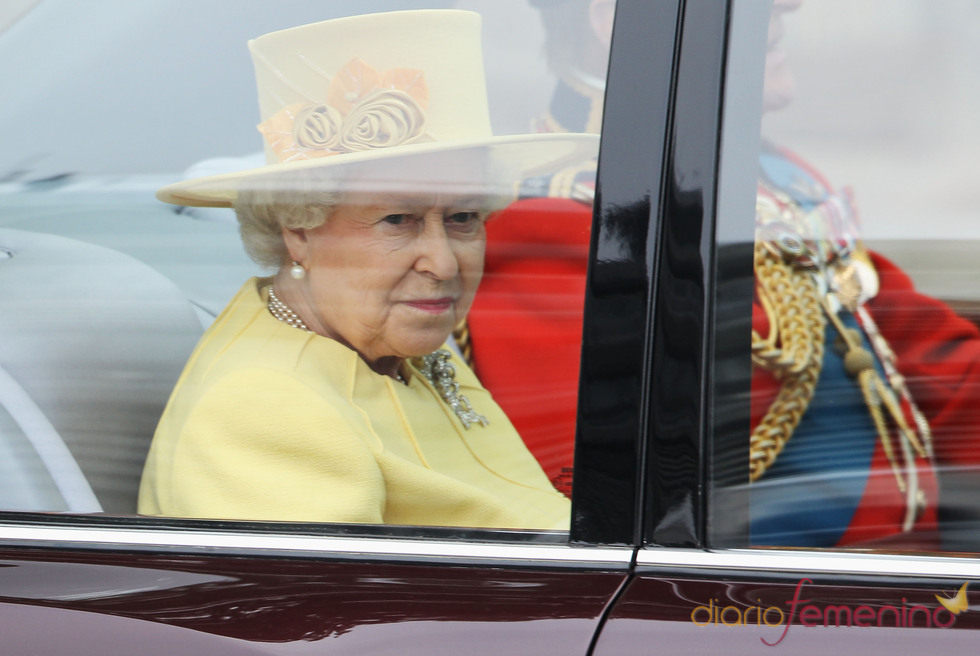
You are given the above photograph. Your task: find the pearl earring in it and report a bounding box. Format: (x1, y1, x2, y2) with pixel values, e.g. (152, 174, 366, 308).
(289, 261, 306, 279)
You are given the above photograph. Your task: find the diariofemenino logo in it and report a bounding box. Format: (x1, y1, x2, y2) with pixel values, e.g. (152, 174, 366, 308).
(689, 579, 970, 646)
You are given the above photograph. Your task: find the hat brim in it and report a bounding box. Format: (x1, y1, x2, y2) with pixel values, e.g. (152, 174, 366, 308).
(157, 132, 599, 208)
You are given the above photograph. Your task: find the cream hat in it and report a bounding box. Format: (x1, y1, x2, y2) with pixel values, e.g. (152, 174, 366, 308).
(157, 10, 599, 208)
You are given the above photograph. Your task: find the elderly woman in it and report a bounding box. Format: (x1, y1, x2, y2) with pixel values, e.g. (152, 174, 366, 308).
(137, 10, 596, 529)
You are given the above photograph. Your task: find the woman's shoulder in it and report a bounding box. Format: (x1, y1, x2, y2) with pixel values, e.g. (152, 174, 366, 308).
(158, 278, 377, 437)
(188, 365, 357, 430)
(153, 359, 386, 472)
(188, 278, 357, 382)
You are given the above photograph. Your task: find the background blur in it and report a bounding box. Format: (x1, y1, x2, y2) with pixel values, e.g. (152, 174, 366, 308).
(0, 0, 550, 181)
(760, 0, 980, 302)
(764, 0, 980, 241)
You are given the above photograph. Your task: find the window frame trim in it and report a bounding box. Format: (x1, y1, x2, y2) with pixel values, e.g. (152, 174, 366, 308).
(635, 546, 980, 580)
(571, 0, 685, 548)
(0, 522, 634, 567)
(637, 0, 732, 548)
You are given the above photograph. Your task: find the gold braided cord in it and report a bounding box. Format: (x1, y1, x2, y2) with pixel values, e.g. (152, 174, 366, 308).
(749, 184, 931, 530)
(749, 244, 826, 481)
(452, 319, 474, 370)
(820, 296, 928, 498)
(751, 245, 823, 375)
(857, 368, 905, 492)
(857, 305, 935, 460)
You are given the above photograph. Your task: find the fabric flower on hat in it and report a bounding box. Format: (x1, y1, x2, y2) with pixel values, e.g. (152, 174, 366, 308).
(258, 58, 430, 163)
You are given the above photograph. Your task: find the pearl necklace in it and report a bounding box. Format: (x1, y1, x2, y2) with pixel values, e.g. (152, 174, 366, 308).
(267, 289, 482, 426)
(267, 288, 311, 332)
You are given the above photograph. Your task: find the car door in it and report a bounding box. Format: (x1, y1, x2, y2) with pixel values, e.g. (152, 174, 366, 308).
(0, 1, 651, 653)
(594, 0, 980, 653)
(0, 530, 630, 654)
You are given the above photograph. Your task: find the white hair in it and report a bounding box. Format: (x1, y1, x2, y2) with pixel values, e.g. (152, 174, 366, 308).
(233, 171, 341, 268)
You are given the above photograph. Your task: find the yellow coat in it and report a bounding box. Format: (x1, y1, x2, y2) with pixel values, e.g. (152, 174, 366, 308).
(138, 278, 570, 529)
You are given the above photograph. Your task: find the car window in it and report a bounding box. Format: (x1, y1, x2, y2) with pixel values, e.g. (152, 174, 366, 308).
(710, 0, 980, 552)
(0, 0, 607, 538)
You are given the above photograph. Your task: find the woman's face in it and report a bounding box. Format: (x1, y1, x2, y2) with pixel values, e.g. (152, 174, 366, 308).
(292, 189, 487, 365)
